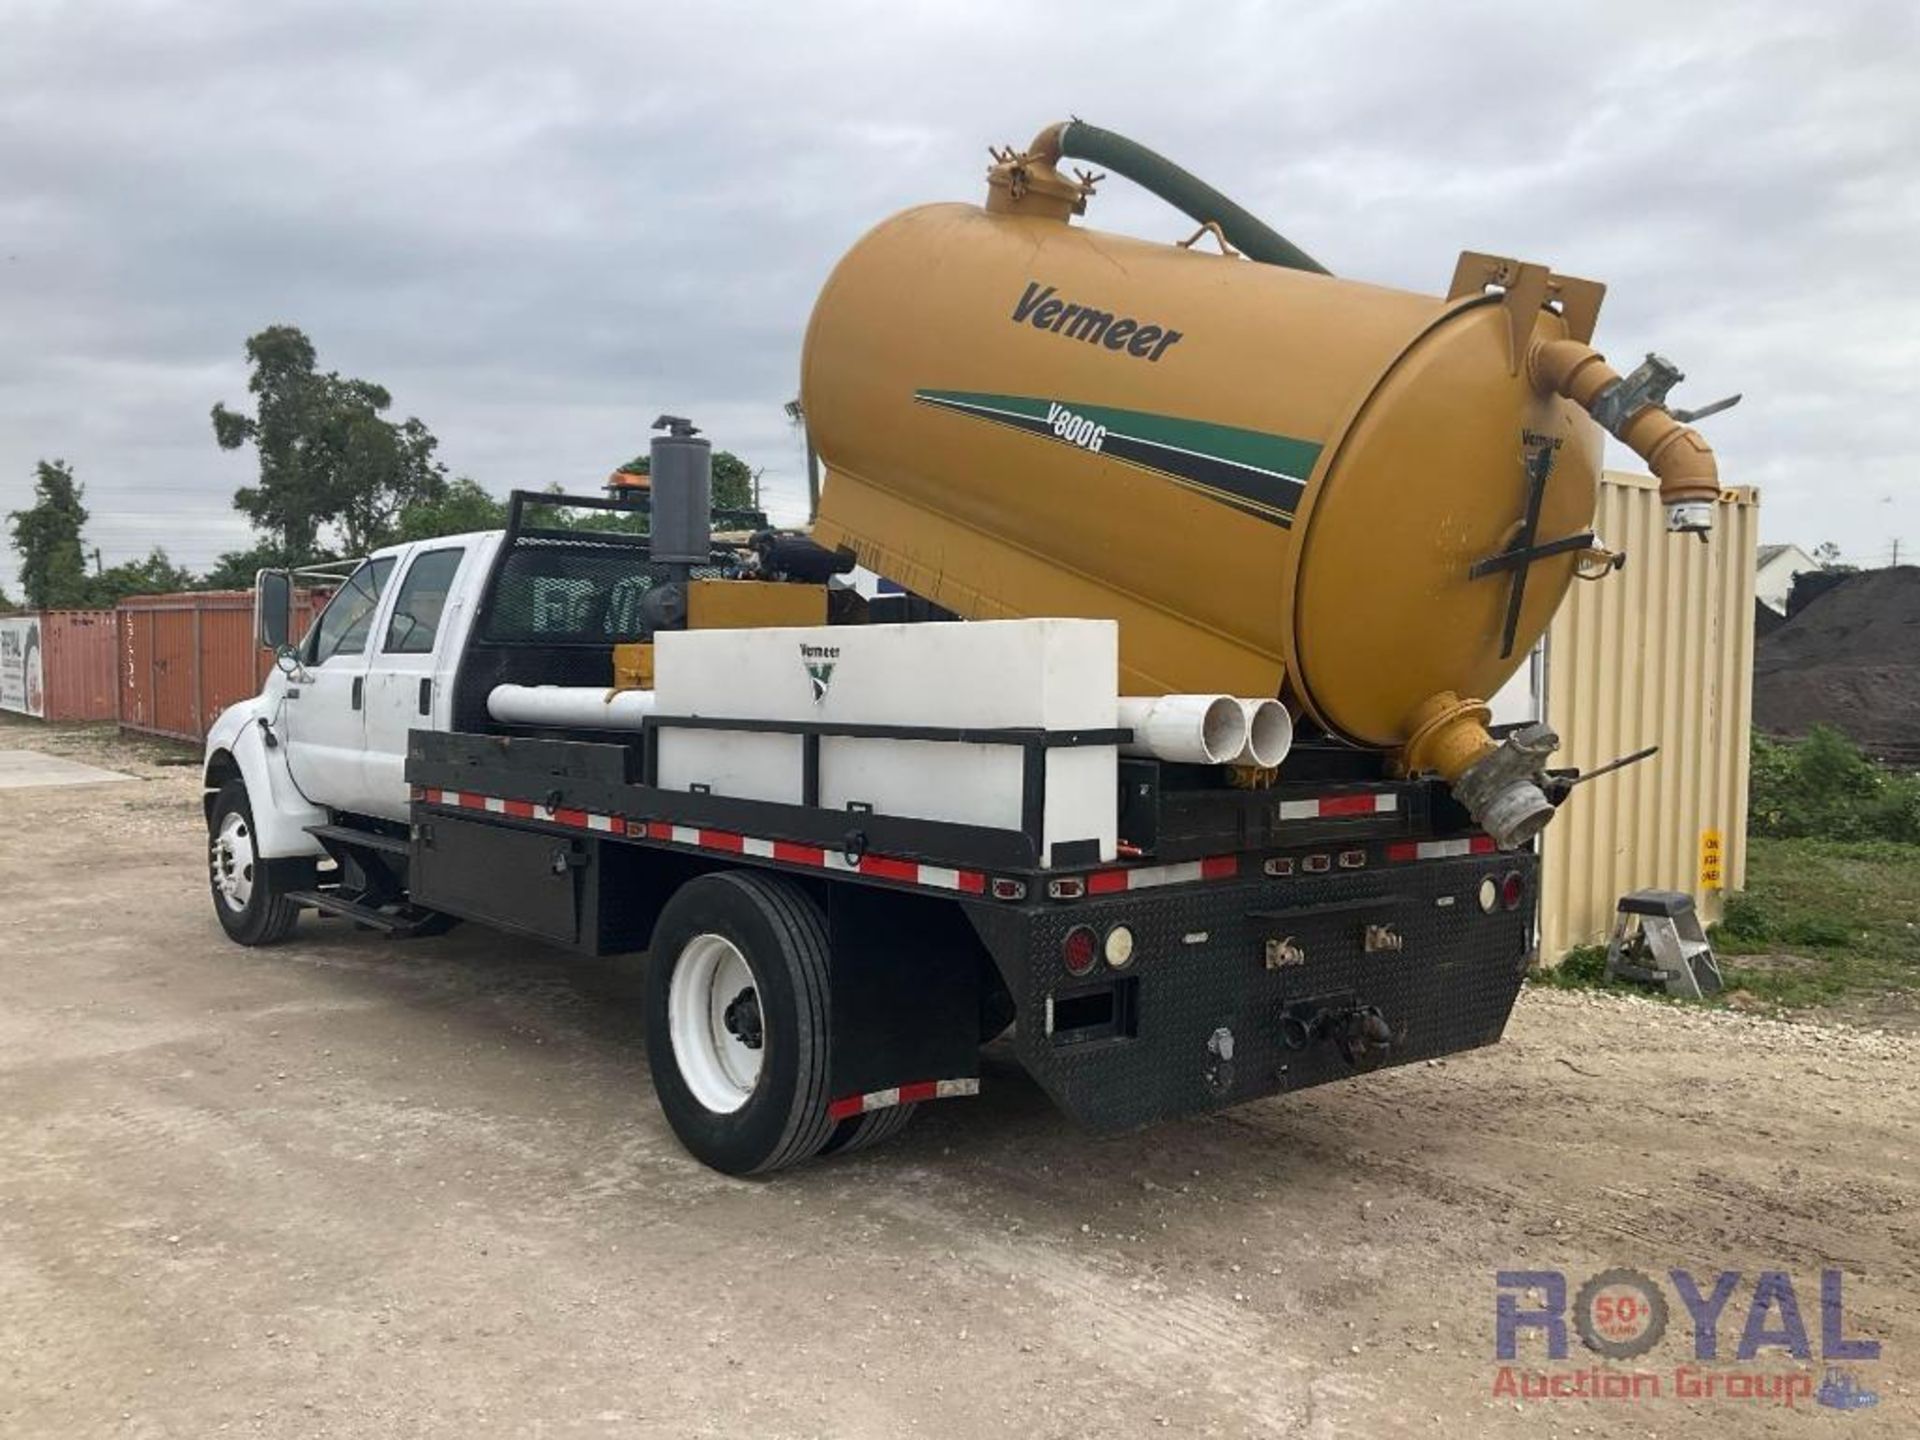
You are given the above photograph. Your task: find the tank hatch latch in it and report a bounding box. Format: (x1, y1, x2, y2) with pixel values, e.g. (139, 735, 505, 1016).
(1469, 444, 1596, 658)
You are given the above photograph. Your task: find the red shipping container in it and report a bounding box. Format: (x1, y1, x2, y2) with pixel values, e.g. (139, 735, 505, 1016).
(116, 590, 328, 743)
(0, 610, 118, 722)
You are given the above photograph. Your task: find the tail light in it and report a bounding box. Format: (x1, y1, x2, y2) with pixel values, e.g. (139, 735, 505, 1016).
(1063, 925, 1098, 976)
(1501, 871, 1526, 911)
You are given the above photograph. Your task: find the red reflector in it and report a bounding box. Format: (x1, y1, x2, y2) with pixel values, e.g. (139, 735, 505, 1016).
(1062, 925, 1098, 976)
(1047, 876, 1087, 900)
(991, 877, 1026, 901)
(1318, 794, 1377, 817)
(1501, 870, 1525, 911)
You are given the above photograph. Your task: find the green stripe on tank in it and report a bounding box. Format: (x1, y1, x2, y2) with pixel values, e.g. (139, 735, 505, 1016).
(913, 388, 1321, 526)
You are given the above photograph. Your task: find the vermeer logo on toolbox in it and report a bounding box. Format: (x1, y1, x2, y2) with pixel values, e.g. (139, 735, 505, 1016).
(1011, 281, 1185, 362)
(799, 642, 839, 704)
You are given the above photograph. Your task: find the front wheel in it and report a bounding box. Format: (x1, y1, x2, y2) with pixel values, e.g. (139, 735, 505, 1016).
(645, 871, 838, 1175)
(208, 780, 304, 946)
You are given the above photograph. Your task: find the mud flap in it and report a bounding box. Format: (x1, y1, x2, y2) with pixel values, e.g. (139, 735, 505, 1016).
(825, 884, 982, 1104)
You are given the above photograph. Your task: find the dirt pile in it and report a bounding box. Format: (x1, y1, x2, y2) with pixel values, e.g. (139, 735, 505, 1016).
(1753, 565, 1920, 755)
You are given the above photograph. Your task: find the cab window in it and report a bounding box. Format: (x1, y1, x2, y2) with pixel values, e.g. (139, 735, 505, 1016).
(304, 557, 395, 664)
(383, 547, 465, 655)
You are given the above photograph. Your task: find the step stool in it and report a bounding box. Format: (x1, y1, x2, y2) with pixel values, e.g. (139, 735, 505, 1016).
(1604, 890, 1724, 999)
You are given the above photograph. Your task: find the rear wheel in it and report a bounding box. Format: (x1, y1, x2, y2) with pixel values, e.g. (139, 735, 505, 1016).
(645, 871, 838, 1175)
(208, 780, 303, 946)
(821, 1101, 917, 1156)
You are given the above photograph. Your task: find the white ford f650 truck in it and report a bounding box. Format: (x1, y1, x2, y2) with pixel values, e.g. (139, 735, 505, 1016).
(204, 469, 1544, 1176)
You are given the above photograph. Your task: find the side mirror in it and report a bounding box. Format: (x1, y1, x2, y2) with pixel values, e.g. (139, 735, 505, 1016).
(254, 569, 294, 652)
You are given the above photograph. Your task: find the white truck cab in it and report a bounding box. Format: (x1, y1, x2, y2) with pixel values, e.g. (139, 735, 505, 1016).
(202, 532, 500, 935)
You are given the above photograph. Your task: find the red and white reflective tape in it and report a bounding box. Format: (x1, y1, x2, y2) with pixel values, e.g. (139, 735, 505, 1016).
(1385, 836, 1498, 862)
(828, 1076, 980, 1121)
(1277, 792, 1399, 820)
(415, 787, 620, 833)
(1086, 854, 1238, 895)
(632, 820, 987, 895)
(409, 787, 985, 896)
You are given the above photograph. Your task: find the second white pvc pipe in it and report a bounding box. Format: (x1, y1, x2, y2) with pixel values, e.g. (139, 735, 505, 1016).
(1231, 698, 1294, 769)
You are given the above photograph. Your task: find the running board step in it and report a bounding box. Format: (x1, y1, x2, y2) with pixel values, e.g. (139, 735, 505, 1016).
(285, 889, 451, 937)
(306, 822, 411, 856)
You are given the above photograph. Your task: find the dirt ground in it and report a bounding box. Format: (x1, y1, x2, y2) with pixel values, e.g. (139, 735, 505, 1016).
(2, 718, 1915, 1438)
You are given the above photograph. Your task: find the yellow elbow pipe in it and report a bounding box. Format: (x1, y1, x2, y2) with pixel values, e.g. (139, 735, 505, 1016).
(1529, 338, 1722, 516)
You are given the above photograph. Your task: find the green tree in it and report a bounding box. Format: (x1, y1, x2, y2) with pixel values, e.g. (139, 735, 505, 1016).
(201, 541, 317, 592)
(213, 325, 449, 560)
(7, 460, 91, 608)
(1810, 541, 1854, 573)
(80, 549, 196, 606)
(392, 477, 507, 542)
(0, 584, 17, 613)
(615, 449, 760, 513)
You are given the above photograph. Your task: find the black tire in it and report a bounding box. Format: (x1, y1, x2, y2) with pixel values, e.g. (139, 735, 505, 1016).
(821, 1101, 917, 1157)
(644, 871, 838, 1175)
(208, 780, 304, 946)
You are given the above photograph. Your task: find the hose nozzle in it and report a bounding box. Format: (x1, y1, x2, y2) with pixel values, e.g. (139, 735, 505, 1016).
(1400, 692, 1559, 849)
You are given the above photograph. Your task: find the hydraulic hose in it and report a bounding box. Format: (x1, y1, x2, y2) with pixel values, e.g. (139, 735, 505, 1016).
(1029, 121, 1330, 276)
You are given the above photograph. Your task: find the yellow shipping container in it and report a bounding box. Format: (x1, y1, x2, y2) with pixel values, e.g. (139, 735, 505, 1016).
(1532, 471, 1759, 959)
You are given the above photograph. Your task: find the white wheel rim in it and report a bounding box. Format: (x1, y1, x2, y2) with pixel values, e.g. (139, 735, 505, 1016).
(211, 810, 256, 912)
(668, 933, 764, 1114)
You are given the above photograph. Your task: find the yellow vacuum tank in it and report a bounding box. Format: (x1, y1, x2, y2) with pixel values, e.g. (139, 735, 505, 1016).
(801, 122, 1723, 846)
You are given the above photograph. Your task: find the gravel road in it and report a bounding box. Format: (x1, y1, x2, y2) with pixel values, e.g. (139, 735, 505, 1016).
(2, 720, 1914, 1437)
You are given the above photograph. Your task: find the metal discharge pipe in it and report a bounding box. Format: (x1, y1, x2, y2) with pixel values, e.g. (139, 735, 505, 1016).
(1029, 120, 1330, 276)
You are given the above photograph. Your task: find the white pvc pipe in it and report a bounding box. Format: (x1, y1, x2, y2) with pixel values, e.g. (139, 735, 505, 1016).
(1230, 698, 1294, 769)
(489, 684, 657, 730)
(1116, 694, 1248, 766)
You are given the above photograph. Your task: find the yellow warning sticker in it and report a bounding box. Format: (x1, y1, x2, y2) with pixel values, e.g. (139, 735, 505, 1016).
(1699, 828, 1725, 890)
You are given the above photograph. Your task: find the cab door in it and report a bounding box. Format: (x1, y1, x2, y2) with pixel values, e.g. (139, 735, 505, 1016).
(282, 555, 398, 817)
(360, 543, 471, 820)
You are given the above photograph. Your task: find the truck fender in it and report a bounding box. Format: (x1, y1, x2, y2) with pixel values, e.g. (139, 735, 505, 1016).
(203, 698, 327, 861)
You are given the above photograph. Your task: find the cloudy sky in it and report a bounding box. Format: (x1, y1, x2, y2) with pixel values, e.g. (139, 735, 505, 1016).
(3, 0, 1915, 595)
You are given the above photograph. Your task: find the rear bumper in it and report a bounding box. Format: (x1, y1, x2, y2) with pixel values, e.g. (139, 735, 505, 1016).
(972, 850, 1534, 1133)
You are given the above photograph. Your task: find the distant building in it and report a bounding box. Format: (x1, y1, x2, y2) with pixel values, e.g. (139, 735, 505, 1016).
(1755, 542, 1817, 614)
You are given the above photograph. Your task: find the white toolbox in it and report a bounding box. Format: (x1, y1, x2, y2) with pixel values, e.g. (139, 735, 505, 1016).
(653, 618, 1118, 865)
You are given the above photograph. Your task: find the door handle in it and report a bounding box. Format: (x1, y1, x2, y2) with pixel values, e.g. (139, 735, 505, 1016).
(351, 676, 364, 710)
(418, 678, 432, 716)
